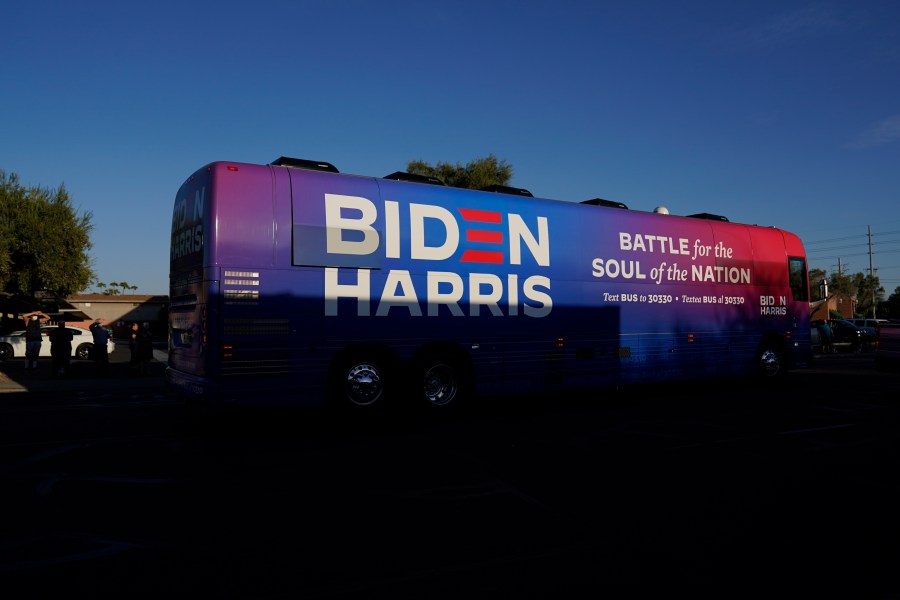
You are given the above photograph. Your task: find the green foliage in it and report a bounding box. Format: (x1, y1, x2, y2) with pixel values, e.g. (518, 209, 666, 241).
(827, 270, 855, 297)
(406, 154, 513, 190)
(96, 281, 138, 295)
(855, 274, 885, 318)
(882, 286, 900, 319)
(808, 267, 827, 301)
(810, 265, 887, 318)
(0, 169, 94, 298)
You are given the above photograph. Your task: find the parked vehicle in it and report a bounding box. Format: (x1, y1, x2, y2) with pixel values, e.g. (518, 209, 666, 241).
(810, 319, 830, 354)
(0, 325, 116, 361)
(810, 324, 821, 352)
(848, 318, 888, 339)
(829, 319, 871, 352)
(875, 321, 900, 370)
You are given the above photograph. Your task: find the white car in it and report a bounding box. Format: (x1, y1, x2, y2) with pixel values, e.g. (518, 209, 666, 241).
(0, 325, 116, 361)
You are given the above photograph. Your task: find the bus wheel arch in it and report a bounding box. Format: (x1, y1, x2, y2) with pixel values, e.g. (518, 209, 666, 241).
(756, 335, 788, 379)
(411, 344, 474, 410)
(328, 345, 398, 409)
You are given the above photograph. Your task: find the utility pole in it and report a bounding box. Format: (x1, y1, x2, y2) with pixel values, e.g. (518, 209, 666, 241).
(868, 225, 876, 318)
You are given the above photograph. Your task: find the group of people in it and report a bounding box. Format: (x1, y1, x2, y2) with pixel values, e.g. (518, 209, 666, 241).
(128, 321, 155, 375)
(21, 313, 155, 377)
(23, 313, 81, 378)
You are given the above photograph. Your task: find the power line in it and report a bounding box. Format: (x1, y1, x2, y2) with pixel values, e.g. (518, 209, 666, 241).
(805, 228, 900, 244)
(805, 227, 900, 287)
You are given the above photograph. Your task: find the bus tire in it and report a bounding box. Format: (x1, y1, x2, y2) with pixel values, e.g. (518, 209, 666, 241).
(330, 352, 391, 410)
(414, 353, 472, 410)
(0, 343, 12, 361)
(756, 338, 786, 379)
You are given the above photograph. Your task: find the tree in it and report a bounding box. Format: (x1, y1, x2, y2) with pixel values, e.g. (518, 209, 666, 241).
(808, 267, 827, 301)
(882, 287, 900, 319)
(406, 154, 513, 190)
(88, 279, 138, 295)
(827, 270, 856, 298)
(0, 170, 94, 298)
(810, 266, 887, 318)
(102, 281, 138, 295)
(855, 273, 885, 318)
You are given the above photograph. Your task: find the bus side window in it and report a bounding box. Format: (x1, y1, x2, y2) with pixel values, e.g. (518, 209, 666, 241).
(788, 257, 809, 301)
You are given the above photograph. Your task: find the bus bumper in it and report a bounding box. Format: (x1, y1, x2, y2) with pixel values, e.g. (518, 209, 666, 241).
(165, 367, 214, 402)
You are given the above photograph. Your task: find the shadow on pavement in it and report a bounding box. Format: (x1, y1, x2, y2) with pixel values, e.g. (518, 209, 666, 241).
(0, 344, 166, 394)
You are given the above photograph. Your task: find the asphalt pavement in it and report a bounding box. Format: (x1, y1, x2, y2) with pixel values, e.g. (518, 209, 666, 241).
(1, 348, 898, 598)
(0, 341, 167, 394)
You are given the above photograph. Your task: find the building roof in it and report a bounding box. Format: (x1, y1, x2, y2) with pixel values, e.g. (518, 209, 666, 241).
(69, 294, 169, 303)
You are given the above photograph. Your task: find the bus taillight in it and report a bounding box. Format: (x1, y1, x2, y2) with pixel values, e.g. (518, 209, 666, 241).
(222, 343, 234, 358)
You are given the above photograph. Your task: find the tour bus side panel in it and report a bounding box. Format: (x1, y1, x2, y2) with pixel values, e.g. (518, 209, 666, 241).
(584, 209, 740, 384)
(661, 217, 728, 381)
(381, 180, 621, 396)
(288, 169, 390, 400)
(288, 176, 574, 397)
(303, 179, 755, 394)
(279, 169, 809, 403)
(706, 222, 759, 375)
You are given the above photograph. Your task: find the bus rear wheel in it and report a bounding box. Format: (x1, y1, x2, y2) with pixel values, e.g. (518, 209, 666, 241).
(414, 354, 470, 410)
(332, 354, 390, 409)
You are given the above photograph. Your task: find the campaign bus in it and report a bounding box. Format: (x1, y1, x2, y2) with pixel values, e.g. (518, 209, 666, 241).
(167, 156, 812, 409)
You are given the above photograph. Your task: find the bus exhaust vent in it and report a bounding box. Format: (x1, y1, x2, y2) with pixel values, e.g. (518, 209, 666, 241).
(271, 157, 339, 173)
(581, 198, 629, 209)
(687, 212, 729, 222)
(480, 184, 534, 197)
(383, 171, 446, 186)
(224, 318, 290, 336)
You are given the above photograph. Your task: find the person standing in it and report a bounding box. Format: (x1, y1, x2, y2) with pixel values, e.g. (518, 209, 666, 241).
(89, 319, 111, 376)
(129, 322, 140, 369)
(820, 320, 833, 354)
(137, 322, 153, 375)
(48, 321, 74, 378)
(24, 315, 43, 370)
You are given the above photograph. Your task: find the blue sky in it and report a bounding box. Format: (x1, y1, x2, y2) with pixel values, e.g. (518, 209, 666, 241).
(3, 1, 900, 298)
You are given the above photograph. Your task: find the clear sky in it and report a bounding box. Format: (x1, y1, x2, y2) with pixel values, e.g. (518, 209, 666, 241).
(3, 1, 899, 298)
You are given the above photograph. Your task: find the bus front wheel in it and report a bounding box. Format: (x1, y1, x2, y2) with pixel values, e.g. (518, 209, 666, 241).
(756, 340, 786, 379)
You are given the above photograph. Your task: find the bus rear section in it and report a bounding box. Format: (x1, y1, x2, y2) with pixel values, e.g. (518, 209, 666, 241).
(167, 160, 338, 405)
(167, 157, 812, 408)
(167, 162, 213, 401)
